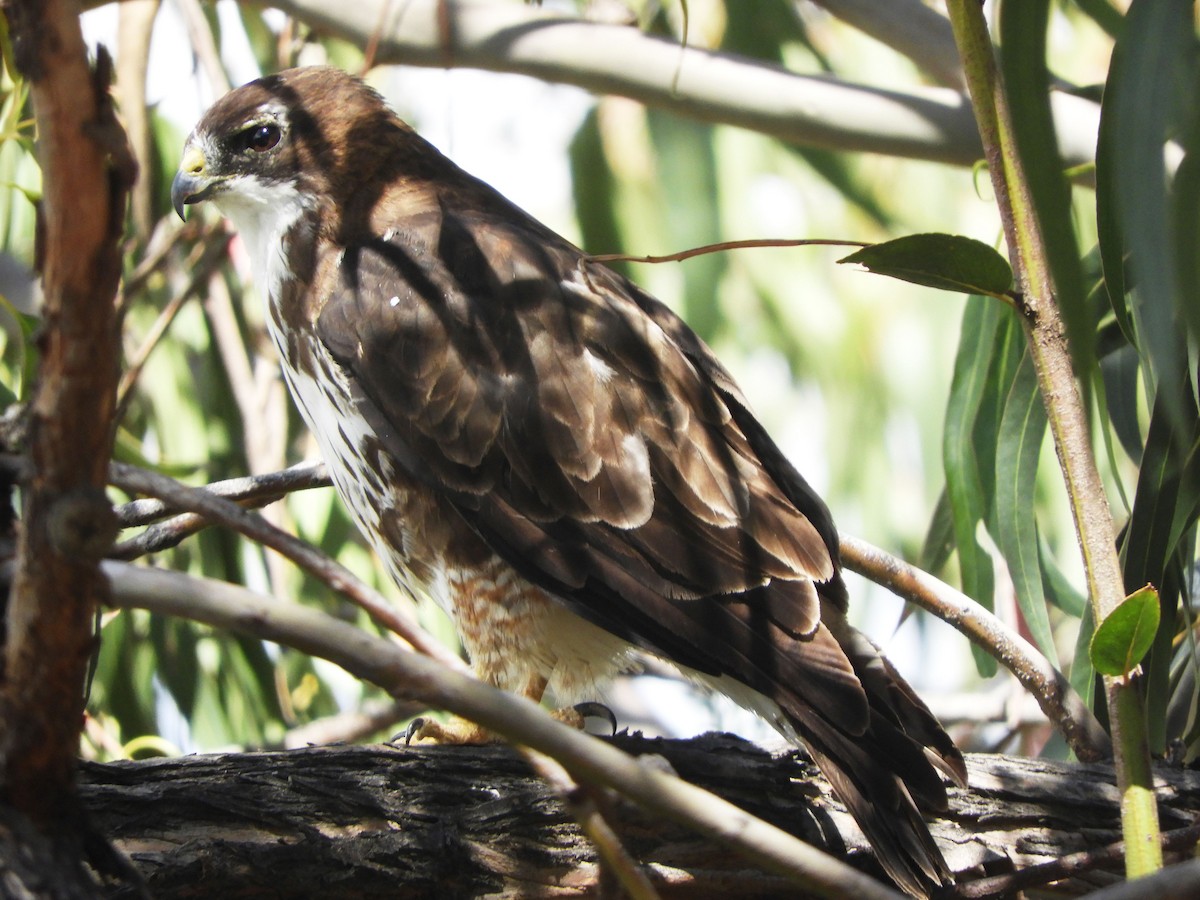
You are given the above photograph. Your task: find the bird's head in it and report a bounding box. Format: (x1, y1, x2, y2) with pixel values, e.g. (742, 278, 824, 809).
(171, 67, 405, 228)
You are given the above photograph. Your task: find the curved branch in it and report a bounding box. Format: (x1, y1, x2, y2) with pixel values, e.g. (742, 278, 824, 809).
(103, 561, 906, 900)
(263, 0, 1099, 169)
(839, 534, 1110, 762)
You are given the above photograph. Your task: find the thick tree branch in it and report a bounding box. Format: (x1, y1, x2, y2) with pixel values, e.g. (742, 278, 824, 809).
(260, 0, 1099, 169)
(78, 738, 1200, 898)
(103, 561, 906, 900)
(2, 0, 131, 829)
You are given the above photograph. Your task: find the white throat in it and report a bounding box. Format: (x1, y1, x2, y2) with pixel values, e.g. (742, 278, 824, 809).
(214, 178, 311, 302)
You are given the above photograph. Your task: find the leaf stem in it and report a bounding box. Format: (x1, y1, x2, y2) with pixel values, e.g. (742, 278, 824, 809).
(945, 0, 1161, 875)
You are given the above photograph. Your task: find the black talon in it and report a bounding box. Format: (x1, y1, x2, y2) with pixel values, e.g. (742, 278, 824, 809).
(574, 701, 617, 736)
(401, 717, 427, 746)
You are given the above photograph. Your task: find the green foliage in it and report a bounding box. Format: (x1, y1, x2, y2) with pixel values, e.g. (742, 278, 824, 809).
(1091, 585, 1161, 677)
(838, 234, 1013, 298)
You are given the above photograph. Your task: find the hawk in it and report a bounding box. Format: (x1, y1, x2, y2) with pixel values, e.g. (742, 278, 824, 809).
(172, 66, 965, 896)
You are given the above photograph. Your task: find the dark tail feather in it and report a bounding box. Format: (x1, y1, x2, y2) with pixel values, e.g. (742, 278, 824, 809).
(802, 717, 954, 897)
(782, 623, 965, 898)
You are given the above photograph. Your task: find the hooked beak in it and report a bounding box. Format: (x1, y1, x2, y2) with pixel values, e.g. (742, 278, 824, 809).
(171, 144, 217, 220)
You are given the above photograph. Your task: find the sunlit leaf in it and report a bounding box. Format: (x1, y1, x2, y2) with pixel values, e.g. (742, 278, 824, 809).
(839, 234, 1013, 299)
(1090, 585, 1161, 677)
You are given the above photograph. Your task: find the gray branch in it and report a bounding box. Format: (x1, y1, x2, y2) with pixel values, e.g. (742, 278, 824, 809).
(266, 0, 1099, 168)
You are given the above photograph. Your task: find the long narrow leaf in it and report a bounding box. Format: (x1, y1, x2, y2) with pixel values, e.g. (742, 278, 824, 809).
(994, 349, 1057, 664)
(1105, 0, 1192, 411)
(944, 297, 1002, 675)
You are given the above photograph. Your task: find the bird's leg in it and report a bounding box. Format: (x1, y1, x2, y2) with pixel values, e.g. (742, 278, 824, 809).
(401, 674, 616, 743)
(402, 673, 550, 745)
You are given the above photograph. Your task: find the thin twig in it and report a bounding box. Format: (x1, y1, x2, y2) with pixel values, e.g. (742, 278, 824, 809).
(954, 822, 1200, 899)
(281, 698, 424, 749)
(107, 461, 464, 672)
(115, 228, 233, 423)
(111, 510, 209, 559)
(176, 0, 230, 95)
(522, 749, 662, 900)
(113, 460, 329, 528)
(110, 462, 330, 559)
(587, 237, 868, 266)
(839, 533, 1110, 761)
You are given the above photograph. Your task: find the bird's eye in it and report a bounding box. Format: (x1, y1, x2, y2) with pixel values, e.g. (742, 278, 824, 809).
(242, 123, 281, 153)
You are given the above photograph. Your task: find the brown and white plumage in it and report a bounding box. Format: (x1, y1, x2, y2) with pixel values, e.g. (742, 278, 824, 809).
(172, 66, 966, 896)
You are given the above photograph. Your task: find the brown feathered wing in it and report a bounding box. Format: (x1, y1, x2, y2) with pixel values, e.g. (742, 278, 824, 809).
(314, 163, 966, 896)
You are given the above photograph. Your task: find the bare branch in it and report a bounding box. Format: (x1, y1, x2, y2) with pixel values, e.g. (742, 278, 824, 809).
(839, 533, 1110, 762)
(113, 460, 329, 528)
(107, 461, 463, 671)
(265, 0, 1099, 169)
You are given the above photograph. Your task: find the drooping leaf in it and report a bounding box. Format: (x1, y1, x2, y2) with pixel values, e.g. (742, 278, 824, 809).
(993, 348, 1057, 664)
(1098, 337, 1143, 465)
(1090, 585, 1161, 677)
(1071, 601, 1098, 714)
(1039, 537, 1087, 619)
(839, 234, 1013, 299)
(646, 112, 724, 341)
(1074, 0, 1126, 39)
(1103, 0, 1194, 413)
(570, 108, 630, 279)
(1122, 367, 1200, 595)
(919, 487, 956, 575)
(943, 297, 1004, 676)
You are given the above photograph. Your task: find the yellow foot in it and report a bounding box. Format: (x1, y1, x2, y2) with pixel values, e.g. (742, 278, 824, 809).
(400, 702, 616, 745)
(555, 701, 617, 735)
(400, 715, 493, 745)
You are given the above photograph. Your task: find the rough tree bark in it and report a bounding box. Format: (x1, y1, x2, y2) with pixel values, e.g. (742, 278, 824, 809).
(82, 734, 1200, 899)
(0, 1, 136, 895)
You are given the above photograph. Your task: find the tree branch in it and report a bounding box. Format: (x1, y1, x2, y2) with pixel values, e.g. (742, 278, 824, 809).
(103, 560, 907, 900)
(839, 534, 1109, 762)
(261, 0, 1099, 169)
(107, 461, 462, 671)
(2, 1, 132, 828)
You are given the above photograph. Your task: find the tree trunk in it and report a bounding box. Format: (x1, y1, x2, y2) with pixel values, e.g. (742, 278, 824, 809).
(75, 734, 1200, 898)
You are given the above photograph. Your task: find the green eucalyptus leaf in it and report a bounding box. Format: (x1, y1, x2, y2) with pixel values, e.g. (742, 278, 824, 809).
(943, 297, 1006, 677)
(993, 349, 1057, 664)
(1090, 585, 1161, 677)
(839, 234, 1013, 299)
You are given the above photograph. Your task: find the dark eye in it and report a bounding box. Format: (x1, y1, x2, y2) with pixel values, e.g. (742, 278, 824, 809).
(242, 123, 281, 153)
